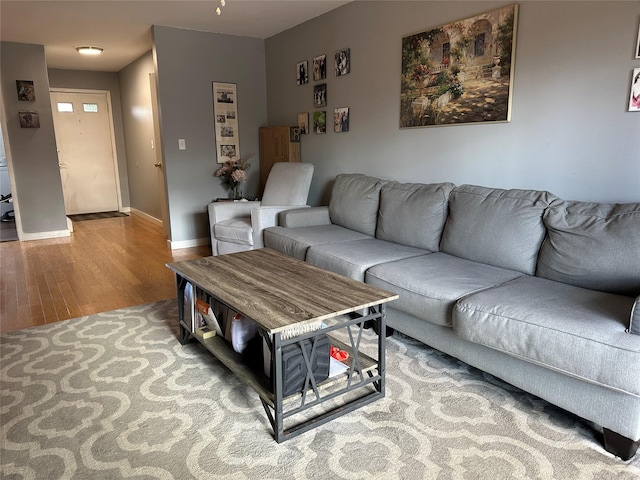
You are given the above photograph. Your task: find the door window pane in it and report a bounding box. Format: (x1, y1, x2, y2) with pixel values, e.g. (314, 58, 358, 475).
(83, 103, 98, 113)
(57, 102, 73, 112)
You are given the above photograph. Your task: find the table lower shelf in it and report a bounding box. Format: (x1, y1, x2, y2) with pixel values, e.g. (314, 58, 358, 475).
(187, 321, 379, 409)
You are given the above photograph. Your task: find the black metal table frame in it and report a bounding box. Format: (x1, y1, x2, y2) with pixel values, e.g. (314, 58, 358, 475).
(174, 274, 387, 443)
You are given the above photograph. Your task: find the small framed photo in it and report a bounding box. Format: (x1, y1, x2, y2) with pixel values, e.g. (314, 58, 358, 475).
(290, 126, 301, 143)
(313, 111, 326, 134)
(335, 48, 350, 76)
(220, 144, 237, 159)
(636, 23, 640, 59)
(629, 68, 640, 112)
(313, 54, 326, 81)
(296, 60, 309, 85)
(19, 111, 40, 128)
(313, 83, 327, 107)
(297, 112, 309, 134)
(334, 107, 350, 133)
(16, 80, 35, 101)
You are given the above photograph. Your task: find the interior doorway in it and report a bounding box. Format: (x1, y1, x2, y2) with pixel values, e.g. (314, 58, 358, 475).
(0, 122, 17, 242)
(50, 89, 121, 215)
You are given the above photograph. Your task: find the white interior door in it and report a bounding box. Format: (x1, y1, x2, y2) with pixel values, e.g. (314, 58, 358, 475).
(51, 90, 119, 215)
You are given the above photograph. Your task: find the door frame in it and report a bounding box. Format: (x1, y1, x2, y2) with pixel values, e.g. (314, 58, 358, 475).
(49, 88, 123, 213)
(149, 73, 170, 237)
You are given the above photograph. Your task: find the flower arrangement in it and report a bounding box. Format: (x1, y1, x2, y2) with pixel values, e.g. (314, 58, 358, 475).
(214, 153, 253, 196)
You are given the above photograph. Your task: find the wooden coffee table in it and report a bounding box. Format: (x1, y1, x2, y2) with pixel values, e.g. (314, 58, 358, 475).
(166, 248, 398, 442)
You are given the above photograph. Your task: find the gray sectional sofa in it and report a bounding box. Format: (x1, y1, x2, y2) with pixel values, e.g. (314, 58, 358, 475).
(264, 173, 640, 460)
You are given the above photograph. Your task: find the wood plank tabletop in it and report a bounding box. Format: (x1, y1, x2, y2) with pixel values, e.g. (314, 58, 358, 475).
(167, 248, 398, 335)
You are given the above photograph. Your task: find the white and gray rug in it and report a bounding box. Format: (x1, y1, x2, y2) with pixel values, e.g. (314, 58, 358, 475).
(2, 300, 639, 479)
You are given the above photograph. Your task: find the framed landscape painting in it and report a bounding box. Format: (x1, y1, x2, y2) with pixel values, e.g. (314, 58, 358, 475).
(400, 4, 518, 128)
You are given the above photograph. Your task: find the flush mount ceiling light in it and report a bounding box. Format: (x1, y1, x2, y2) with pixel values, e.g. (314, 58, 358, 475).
(75, 46, 103, 55)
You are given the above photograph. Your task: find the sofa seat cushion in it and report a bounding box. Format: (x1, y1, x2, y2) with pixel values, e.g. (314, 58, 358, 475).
(264, 225, 370, 261)
(213, 217, 253, 246)
(307, 238, 429, 281)
(365, 252, 524, 327)
(454, 275, 640, 396)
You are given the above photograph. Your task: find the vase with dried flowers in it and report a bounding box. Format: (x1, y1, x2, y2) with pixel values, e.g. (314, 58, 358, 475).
(214, 153, 254, 199)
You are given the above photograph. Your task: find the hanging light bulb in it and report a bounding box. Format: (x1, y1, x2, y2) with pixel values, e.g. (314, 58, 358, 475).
(215, 0, 226, 16)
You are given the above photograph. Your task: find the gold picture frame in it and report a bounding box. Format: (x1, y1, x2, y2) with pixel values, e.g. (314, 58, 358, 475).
(400, 4, 518, 128)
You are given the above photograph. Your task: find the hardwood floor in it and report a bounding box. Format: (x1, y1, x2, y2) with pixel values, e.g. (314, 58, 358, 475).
(0, 214, 211, 334)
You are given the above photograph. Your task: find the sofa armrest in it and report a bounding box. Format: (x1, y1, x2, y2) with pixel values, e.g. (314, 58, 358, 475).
(629, 296, 640, 335)
(208, 200, 260, 224)
(250, 205, 310, 248)
(279, 206, 331, 228)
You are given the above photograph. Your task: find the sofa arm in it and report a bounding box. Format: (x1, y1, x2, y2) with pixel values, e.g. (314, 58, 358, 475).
(279, 206, 331, 228)
(629, 296, 640, 335)
(250, 205, 310, 248)
(208, 200, 260, 225)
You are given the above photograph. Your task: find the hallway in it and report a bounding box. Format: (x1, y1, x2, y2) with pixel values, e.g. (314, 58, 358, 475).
(0, 214, 210, 333)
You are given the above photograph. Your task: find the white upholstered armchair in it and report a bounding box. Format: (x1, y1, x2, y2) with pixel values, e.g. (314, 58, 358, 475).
(208, 162, 314, 255)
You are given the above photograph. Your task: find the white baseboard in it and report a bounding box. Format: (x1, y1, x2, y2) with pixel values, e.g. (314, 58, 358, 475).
(128, 208, 162, 226)
(126, 208, 207, 251)
(21, 229, 71, 241)
(167, 237, 209, 250)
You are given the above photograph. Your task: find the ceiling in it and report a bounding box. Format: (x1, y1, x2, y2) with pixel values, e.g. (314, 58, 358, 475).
(0, 0, 352, 72)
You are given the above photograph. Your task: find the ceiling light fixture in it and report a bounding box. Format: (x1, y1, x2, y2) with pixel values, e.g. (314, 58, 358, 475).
(75, 46, 103, 55)
(216, 0, 226, 15)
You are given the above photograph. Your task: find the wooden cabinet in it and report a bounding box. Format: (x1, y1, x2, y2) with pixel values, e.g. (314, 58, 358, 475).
(259, 126, 301, 196)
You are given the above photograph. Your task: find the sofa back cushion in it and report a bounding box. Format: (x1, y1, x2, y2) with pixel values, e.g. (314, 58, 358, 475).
(440, 185, 557, 274)
(376, 181, 455, 251)
(537, 200, 640, 296)
(329, 174, 387, 236)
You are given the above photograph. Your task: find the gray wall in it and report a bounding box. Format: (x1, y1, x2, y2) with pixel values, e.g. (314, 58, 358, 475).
(118, 52, 161, 220)
(265, 1, 640, 205)
(48, 68, 131, 207)
(0, 41, 67, 235)
(152, 26, 268, 245)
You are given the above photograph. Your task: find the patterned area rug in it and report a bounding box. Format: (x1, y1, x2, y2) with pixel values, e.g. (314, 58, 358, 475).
(2, 300, 639, 479)
(67, 211, 129, 222)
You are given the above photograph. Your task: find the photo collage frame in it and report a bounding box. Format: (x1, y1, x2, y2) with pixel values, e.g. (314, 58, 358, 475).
(212, 82, 240, 163)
